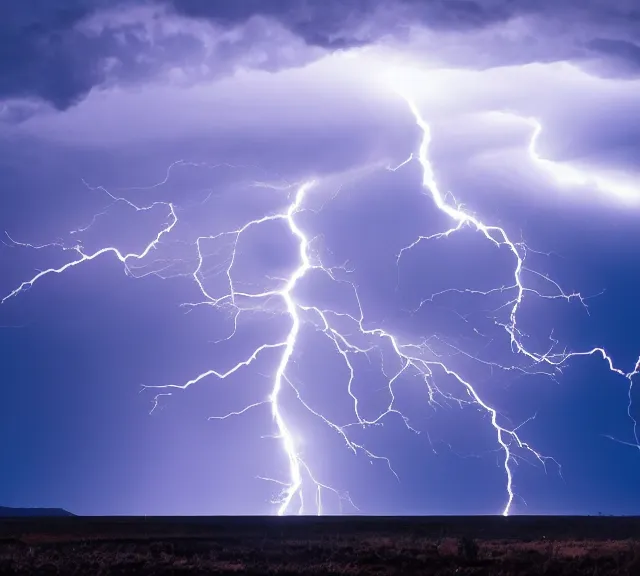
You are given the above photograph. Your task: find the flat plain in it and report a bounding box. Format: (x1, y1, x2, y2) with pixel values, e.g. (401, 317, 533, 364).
(1, 515, 640, 574)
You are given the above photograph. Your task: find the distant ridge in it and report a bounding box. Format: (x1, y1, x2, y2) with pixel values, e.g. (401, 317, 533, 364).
(0, 506, 75, 517)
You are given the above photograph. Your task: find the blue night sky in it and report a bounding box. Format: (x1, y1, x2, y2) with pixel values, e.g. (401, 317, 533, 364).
(1, 0, 640, 516)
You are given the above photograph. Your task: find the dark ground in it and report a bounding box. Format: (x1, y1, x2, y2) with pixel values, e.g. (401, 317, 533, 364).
(1, 515, 640, 575)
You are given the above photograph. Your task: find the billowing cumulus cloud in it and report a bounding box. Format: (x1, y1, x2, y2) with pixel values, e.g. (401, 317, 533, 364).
(3, 0, 640, 113)
(0, 0, 320, 112)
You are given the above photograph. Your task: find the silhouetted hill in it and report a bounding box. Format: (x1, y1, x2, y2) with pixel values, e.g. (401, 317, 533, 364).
(0, 506, 74, 517)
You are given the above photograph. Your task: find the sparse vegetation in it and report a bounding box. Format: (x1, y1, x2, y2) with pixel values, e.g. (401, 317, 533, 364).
(1, 517, 639, 575)
(2, 533, 640, 574)
(457, 535, 479, 561)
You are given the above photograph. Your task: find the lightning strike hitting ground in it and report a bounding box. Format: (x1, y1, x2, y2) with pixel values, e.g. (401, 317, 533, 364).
(2, 82, 639, 516)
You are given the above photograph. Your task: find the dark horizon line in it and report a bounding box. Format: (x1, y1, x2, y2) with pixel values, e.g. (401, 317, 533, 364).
(2, 507, 640, 519)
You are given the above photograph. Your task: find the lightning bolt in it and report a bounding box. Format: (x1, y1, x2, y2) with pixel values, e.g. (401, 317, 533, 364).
(491, 111, 640, 205)
(2, 78, 639, 517)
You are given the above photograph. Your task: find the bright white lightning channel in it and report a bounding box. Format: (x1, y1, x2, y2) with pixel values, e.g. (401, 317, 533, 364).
(487, 111, 640, 205)
(525, 117, 640, 204)
(2, 86, 639, 516)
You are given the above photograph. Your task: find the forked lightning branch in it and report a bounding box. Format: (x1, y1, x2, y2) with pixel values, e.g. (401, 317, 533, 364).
(2, 83, 638, 516)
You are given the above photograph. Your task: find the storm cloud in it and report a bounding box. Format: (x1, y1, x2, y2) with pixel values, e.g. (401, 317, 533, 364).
(0, 0, 206, 110)
(2, 0, 640, 112)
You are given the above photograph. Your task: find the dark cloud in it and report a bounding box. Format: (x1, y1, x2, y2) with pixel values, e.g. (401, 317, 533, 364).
(587, 38, 640, 75)
(0, 0, 207, 110)
(164, 0, 640, 46)
(0, 0, 106, 109)
(403, 0, 513, 30)
(164, 0, 378, 48)
(3, 0, 640, 113)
